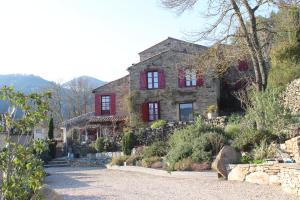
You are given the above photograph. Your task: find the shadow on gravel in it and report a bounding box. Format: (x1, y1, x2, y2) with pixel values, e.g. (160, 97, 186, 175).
(63, 194, 106, 200)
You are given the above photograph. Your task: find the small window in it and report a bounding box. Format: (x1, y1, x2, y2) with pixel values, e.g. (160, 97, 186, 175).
(147, 71, 159, 89)
(148, 102, 159, 121)
(179, 103, 194, 121)
(185, 69, 197, 87)
(101, 96, 111, 114)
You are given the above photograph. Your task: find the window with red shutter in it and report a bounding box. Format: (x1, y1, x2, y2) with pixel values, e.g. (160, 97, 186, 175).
(196, 73, 204, 87)
(110, 93, 116, 115)
(178, 69, 185, 88)
(141, 102, 149, 122)
(238, 60, 249, 71)
(158, 69, 165, 89)
(101, 95, 111, 115)
(148, 102, 159, 121)
(95, 94, 101, 116)
(140, 71, 147, 90)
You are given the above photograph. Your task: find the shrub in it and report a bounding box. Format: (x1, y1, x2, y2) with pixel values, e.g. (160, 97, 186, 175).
(252, 139, 277, 161)
(126, 155, 142, 166)
(110, 156, 129, 166)
(173, 158, 193, 171)
(167, 118, 227, 166)
(239, 154, 253, 164)
(150, 120, 167, 129)
(224, 124, 241, 140)
(122, 131, 135, 155)
(143, 141, 168, 158)
(95, 137, 105, 152)
(227, 113, 243, 124)
(207, 105, 217, 113)
(141, 156, 162, 168)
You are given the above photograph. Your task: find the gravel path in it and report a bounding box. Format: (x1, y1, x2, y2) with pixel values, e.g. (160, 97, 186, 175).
(45, 167, 299, 200)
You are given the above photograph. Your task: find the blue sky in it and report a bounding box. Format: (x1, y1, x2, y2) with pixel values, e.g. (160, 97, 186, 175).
(0, 0, 210, 82)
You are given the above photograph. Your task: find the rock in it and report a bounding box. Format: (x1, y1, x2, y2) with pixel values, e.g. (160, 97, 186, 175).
(32, 185, 63, 200)
(151, 161, 163, 169)
(191, 162, 211, 171)
(269, 175, 281, 185)
(212, 146, 241, 179)
(245, 172, 269, 185)
(228, 165, 249, 181)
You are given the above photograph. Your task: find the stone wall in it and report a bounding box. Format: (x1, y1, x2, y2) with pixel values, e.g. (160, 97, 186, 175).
(134, 117, 227, 146)
(128, 49, 220, 122)
(93, 75, 129, 116)
(228, 163, 300, 196)
(138, 37, 207, 62)
(280, 136, 300, 163)
(283, 79, 300, 115)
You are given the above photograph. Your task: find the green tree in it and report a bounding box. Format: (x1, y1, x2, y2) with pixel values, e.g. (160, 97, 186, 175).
(268, 5, 300, 88)
(0, 86, 50, 200)
(48, 117, 56, 158)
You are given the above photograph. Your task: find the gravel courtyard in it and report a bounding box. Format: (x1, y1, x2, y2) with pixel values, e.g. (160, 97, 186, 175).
(45, 167, 299, 200)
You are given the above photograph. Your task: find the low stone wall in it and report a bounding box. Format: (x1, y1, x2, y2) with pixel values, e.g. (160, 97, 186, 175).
(280, 136, 300, 163)
(134, 117, 227, 146)
(228, 163, 300, 196)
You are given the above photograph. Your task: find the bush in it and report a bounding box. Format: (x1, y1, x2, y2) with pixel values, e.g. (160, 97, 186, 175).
(227, 113, 243, 124)
(224, 124, 241, 140)
(95, 137, 105, 152)
(150, 120, 167, 129)
(239, 154, 253, 164)
(122, 131, 135, 155)
(143, 141, 168, 158)
(110, 156, 129, 166)
(252, 139, 277, 160)
(126, 155, 142, 166)
(167, 118, 227, 166)
(141, 156, 162, 168)
(173, 158, 193, 171)
(0, 141, 47, 200)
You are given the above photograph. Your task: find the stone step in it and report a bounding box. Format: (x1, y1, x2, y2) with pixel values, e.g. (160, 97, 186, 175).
(44, 163, 70, 168)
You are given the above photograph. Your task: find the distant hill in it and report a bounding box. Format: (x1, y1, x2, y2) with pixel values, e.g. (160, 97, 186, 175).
(63, 76, 106, 89)
(0, 74, 53, 93)
(0, 74, 105, 116)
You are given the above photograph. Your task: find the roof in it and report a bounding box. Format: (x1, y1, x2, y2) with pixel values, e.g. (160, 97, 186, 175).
(89, 115, 127, 123)
(139, 37, 207, 54)
(127, 50, 170, 70)
(92, 75, 129, 93)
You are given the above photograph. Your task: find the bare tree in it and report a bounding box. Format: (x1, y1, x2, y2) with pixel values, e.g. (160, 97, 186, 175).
(65, 77, 94, 118)
(161, 0, 300, 91)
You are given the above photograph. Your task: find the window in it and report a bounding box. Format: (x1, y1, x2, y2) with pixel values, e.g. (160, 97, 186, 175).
(179, 103, 194, 121)
(148, 102, 159, 121)
(101, 96, 111, 114)
(147, 71, 159, 89)
(185, 69, 197, 87)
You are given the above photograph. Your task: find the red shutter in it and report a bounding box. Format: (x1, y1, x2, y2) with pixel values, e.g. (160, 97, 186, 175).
(238, 60, 248, 71)
(95, 94, 101, 116)
(140, 71, 147, 90)
(157, 101, 161, 119)
(197, 73, 204, 87)
(110, 93, 116, 115)
(141, 102, 149, 122)
(178, 69, 185, 88)
(158, 69, 165, 89)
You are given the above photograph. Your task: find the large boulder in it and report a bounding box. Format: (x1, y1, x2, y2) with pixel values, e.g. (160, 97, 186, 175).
(212, 146, 241, 179)
(31, 185, 63, 200)
(228, 165, 249, 181)
(245, 171, 269, 185)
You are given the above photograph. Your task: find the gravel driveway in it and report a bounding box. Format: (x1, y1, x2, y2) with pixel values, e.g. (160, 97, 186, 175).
(45, 167, 298, 200)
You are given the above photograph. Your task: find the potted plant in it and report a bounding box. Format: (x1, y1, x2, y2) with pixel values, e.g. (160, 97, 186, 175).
(207, 105, 217, 119)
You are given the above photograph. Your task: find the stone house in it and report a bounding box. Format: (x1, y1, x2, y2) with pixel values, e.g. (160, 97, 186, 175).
(61, 37, 253, 147)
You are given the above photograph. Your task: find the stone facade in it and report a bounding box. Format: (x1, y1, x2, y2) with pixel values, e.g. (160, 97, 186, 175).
(228, 163, 300, 196)
(283, 78, 300, 115)
(93, 75, 129, 116)
(128, 38, 220, 122)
